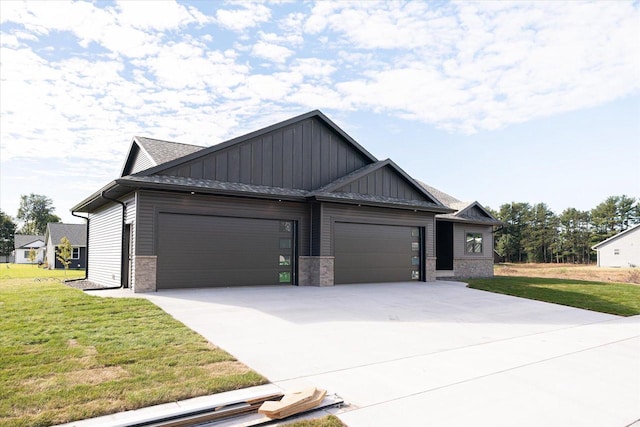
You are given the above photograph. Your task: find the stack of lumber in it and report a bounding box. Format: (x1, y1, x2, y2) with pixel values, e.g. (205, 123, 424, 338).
(258, 388, 327, 420)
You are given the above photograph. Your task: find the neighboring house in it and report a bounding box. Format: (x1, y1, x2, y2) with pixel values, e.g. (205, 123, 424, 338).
(420, 183, 502, 278)
(592, 224, 640, 268)
(13, 235, 45, 264)
(72, 110, 497, 292)
(44, 223, 87, 269)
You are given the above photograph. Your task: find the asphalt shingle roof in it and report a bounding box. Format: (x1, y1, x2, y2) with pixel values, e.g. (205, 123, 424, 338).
(46, 223, 87, 246)
(135, 136, 205, 166)
(14, 235, 45, 249)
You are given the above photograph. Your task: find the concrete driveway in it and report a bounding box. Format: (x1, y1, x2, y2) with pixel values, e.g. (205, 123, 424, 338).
(110, 281, 639, 426)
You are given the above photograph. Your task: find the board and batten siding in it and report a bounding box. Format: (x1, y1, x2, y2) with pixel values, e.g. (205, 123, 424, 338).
(88, 194, 134, 288)
(319, 203, 436, 258)
(453, 224, 494, 259)
(160, 117, 372, 191)
(135, 190, 310, 257)
(335, 166, 430, 201)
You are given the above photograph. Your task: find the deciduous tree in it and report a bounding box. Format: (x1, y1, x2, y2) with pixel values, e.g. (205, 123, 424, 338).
(16, 194, 60, 235)
(0, 211, 16, 257)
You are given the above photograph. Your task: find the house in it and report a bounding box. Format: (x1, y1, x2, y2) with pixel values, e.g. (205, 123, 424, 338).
(44, 223, 87, 269)
(592, 224, 640, 268)
(420, 183, 502, 278)
(13, 234, 45, 264)
(72, 110, 499, 292)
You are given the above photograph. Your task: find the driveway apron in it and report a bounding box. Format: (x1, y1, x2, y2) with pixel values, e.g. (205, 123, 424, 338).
(120, 281, 639, 427)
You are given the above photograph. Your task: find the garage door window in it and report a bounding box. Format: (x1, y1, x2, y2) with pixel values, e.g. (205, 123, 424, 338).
(279, 238, 291, 249)
(279, 271, 291, 283)
(279, 255, 291, 266)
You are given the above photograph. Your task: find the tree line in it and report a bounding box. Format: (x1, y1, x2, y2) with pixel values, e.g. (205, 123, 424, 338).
(491, 195, 639, 264)
(0, 194, 61, 257)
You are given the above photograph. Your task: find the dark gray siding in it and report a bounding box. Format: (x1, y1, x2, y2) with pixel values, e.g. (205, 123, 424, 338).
(135, 190, 310, 257)
(319, 203, 436, 257)
(160, 117, 372, 190)
(335, 165, 429, 201)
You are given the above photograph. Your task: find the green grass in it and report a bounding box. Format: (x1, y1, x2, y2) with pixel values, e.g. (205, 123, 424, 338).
(0, 268, 267, 426)
(283, 415, 346, 427)
(466, 276, 640, 316)
(0, 263, 85, 280)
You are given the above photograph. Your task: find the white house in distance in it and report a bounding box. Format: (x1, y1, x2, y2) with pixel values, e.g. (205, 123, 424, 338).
(13, 235, 45, 264)
(592, 224, 640, 268)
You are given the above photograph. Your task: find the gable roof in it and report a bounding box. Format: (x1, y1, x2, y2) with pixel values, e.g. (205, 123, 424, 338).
(45, 223, 87, 246)
(133, 110, 378, 178)
(592, 224, 640, 249)
(14, 235, 45, 249)
(121, 136, 204, 176)
(310, 159, 450, 210)
(418, 182, 502, 225)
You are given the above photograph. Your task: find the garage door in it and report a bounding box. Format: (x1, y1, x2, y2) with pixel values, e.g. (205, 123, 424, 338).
(334, 222, 422, 284)
(157, 213, 294, 289)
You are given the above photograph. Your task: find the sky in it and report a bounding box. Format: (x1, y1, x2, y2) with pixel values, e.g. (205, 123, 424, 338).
(1, 0, 639, 226)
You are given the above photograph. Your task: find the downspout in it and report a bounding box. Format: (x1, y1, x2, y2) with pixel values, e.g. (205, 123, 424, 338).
(99, 191, 127, 289)
(65, 210, 89, 282)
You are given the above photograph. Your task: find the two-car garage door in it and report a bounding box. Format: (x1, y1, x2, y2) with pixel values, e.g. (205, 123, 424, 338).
(157, 213, 294, 289)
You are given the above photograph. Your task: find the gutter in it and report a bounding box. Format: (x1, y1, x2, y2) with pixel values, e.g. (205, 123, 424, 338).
(65, 211, 89, 282)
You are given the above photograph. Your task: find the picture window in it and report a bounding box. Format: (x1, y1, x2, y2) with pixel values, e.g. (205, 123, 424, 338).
(466, 233, 483, 254)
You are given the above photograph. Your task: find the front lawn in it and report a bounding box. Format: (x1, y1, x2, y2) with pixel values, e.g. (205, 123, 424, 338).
(0, 271, 266, 426)
(466, 276, 640, 316)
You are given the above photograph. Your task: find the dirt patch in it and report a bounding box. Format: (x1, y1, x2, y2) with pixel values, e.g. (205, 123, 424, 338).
(202, 361, 252, 377)
(64, 279, 117, 290)
(495, 263, 640, 284)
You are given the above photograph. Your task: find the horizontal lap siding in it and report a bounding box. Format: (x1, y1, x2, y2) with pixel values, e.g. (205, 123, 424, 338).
(88, 203, 123, 287)
(320, 203, 435, 257)
(453, 224, 493, 259)
(136, 191, 310, 257)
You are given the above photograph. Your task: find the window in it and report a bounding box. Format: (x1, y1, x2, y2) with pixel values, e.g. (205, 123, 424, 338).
(466, 233, 483, 253)
(280, 221, 293, 233)
(279, 238, 291, 249)
(411, 256, 420, 266)
(24, 250, 30, 258)
(411, 270, 420, 280)
(411, 228, 419, 237)
(411, 242, 420, 251)
(614, 249, 620, 255)
(71, 248, 80, 259)
(279, 271, 291, 283)
(279, 255, 290, 266)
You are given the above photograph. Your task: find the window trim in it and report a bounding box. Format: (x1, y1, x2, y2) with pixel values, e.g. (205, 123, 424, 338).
(465, 232, 483, 254)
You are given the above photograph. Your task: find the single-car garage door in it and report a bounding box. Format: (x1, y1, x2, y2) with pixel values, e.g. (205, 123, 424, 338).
(334, 222, 422, 284)
(157, 213, 294, 289)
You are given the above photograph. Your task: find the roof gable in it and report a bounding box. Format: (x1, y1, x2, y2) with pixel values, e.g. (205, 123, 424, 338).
(314, 160, 442, 204)
(14, 235, 45, 249)
(592, 224, 640, 249)
(137, 111, 378, 191)
(121, 137, 204, 176)
(45, 223, 87, 246)
(456, 202, 496, 221)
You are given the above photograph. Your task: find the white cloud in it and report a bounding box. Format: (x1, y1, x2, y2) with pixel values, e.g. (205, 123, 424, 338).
(215, 3, 271, 32)
(251, 40, 294, 63)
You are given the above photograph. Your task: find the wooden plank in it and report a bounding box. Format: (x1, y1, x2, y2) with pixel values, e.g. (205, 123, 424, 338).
(259, 388, 327, 419)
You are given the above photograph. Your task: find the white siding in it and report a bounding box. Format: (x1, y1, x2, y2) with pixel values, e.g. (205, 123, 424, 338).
(46, 237, 55, 269)
(88, 203, 123, 287)
(596, 227, 640, 267)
